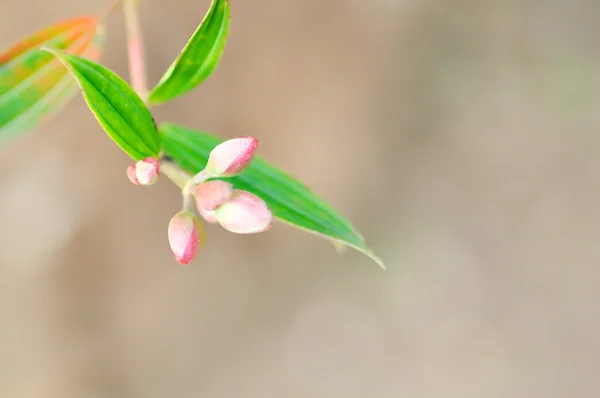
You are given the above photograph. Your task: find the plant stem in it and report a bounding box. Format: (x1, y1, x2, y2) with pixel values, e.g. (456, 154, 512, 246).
(121, 1, 192, 194)
(123, 0, 149, 100)
(191, 169, 210, 185)
(182, 191, 196, 212)
(159, 157, 191, 190)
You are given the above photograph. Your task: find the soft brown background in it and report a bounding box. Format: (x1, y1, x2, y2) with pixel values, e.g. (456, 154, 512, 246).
(1, 0, 599, 396)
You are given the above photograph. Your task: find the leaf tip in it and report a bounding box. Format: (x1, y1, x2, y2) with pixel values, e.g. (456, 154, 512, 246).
(39, 46, 71, 71)
(370, 253, 387, 271)
(335, 240, 386, 270)
(333, 240, 348, 255)
(39, 46, 61, 57)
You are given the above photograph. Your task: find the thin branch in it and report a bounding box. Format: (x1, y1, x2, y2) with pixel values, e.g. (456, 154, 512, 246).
(159, 157, 192, 190)
(123, 0, 149, 100)
(122, 1, 192, 194)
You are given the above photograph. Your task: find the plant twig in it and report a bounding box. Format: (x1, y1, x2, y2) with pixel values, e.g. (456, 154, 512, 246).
(159, 157, 192, 190)
(122, 1, 192, 193)
(123, 0, 149, 100)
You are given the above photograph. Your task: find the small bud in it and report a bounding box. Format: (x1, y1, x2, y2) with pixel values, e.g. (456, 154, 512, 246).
(195, 180, 234, 211)
(197, 206, 219, 224)
(126, 164, 141, 185)
(206, 136, 258, 177)
(135, 157, 160, 185)
(215, 190, 273, 234)
(168, 211, 205, 265)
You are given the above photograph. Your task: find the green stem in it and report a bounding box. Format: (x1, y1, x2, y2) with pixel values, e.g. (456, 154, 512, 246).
(191, 169, 210, 185)
(182, 191, 196, 212)
(181, 169, 210, 200)
(159, 157, 191, 190)
(121, 0, 193, 195)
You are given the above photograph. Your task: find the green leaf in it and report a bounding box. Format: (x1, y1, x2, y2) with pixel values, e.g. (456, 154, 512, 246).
(0, 16, 105, 141)
(159, 122, 385, 269)
(147, 0, 230, 104)
(42, 49, 161, 160)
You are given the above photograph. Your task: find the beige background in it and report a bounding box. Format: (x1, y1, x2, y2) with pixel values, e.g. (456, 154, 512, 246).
(1, 0, 599, 396)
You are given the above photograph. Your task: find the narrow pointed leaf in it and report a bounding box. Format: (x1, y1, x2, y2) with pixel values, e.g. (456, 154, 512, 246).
(0, 16, 105, 141)
(147, 0, 230, 104)
(159, 122, 384, 269)
(43, 50, 161, 160)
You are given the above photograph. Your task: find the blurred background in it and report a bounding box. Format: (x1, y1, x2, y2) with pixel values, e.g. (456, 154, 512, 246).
(1, 0, 600, 396)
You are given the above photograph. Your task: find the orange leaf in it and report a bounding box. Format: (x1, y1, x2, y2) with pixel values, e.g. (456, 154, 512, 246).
(0, 15, 105, 140)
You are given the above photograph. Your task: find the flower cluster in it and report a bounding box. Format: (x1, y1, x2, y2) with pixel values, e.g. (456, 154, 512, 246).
(126, 136, 272, 265)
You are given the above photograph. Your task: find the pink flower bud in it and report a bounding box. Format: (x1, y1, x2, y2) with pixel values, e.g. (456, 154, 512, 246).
(126, 164, 141, 185)
(206, 136, 258, 177)
(195, 180, 233, 211)
(167, 211, 205, 265)
(135, 157, 160, 185)
(215, 190, 273, 234)
(197, 206, 219, 224)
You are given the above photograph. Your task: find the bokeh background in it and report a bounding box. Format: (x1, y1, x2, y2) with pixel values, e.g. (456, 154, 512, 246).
(1, 0, 600, 396)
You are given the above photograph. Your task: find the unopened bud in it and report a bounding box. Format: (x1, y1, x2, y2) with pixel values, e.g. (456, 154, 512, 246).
(135, 157, 160, 185)
(126, 164, 141, 185)
(197, 206, 219, 224)
(167, 211, 205, 265)
(215, 190, 273, 234)
(195, 180, 233, 211)
(206, 136, 258, 177)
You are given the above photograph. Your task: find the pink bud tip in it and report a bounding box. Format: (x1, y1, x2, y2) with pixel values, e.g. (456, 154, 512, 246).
(195, 180, 234, 211)
(135, 157, 160, 186)
(206, 136, 258, 177)
(126, 164, 141, 185)
(167, 211, 205, 265)
(215, 190, 273, 234)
